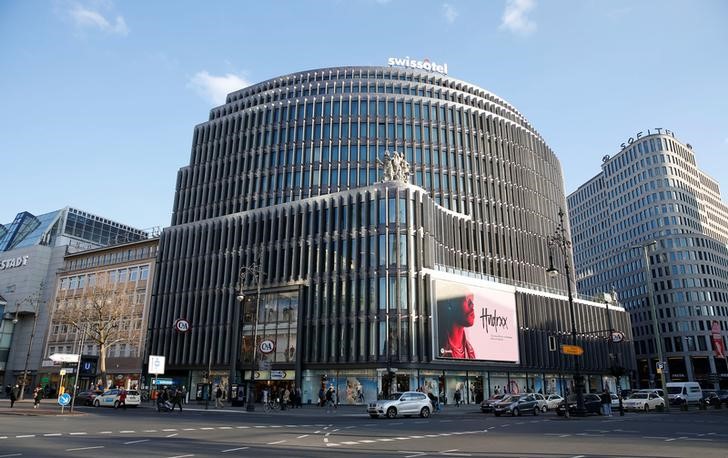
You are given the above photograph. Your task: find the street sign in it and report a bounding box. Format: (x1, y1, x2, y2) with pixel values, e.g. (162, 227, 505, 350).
(656, 362, 665, 370)
(259, 340, 275, 354)
(611, 331, 625, 343)
(173, 318, 190, 333)
(58, 393, 71, 406)
(59, 369, 67, 376)
(49, 353, 79, 363)
(149, 355, 166, 375)
(560, 344, 584, 356)
(270, 370, 287, 380)
(258, 360, 272, 370)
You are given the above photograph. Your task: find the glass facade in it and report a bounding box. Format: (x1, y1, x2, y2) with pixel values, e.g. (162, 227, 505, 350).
(148, 66, 636, 402)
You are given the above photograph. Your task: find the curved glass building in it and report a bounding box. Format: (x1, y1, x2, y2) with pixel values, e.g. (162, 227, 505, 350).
(148, 66, 635, 405)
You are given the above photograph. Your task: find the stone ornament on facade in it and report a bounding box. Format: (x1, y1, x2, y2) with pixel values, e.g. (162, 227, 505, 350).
(378, 150, 411, 183)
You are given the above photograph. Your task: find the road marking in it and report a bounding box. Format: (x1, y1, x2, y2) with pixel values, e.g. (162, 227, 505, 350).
(143, 430, 158, 433)
(162, 428, 177, 432)
(15, 435, 35, 439)
(120, 430, 135, 434)
(379, 438, 395, 442)
(0, 437, 7, 440)
(200, 427, 214, 430)
(219, 426, 232, 430)
(571, 456, 586, 458)
(69, 432, 87, 436)
(99, 431, 112, 434)
(440, 450, 471, 457)
(325, 443, 340, 447)
(267, 440, 286, 445)
(360, 439, 375, 443)
(66, 446, 104, 452)
(323, 438, 329, 443)
(222, 447, 249, 453)
(124, 439, 150, 445)
(43, 433, 62, 437)
(643, 436, 670, 440)
(166, 433, 178, 438)
(396, 437, 411, 440)
(183, 428, 197, 431)
(402, 452, 426, 458)
(235, 426, 249, 429)
(297, 434, 309, 439)
(167, 455, 194, 458)
(0, 454, 22, 458)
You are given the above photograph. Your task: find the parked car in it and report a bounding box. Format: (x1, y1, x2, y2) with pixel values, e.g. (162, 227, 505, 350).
(75, 389, 103, 406)
(666, 382, 702, 406)
(532, 393, 548, 412)
(622, 392, 664, 411)
(716, 390, 728, 406)
(701, 391, 721, 407)
(633, 388, 665, 398)
(556, 393, 602, 416)
(545, 394, 564, 410)
(610, 393, 620, 408)
(93, 389, 141, 408)
(493, 394, 539, 417)
(367, 391, 432, 419)
(480, 394, 506, 413)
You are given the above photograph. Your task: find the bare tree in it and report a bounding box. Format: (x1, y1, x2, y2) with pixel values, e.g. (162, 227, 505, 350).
(53, 272, 141, 387)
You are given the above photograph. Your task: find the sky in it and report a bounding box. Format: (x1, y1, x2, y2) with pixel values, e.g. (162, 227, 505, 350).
(1, 0, 727, 230)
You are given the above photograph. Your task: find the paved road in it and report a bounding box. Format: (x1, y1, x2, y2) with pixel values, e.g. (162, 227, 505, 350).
(1, 401, 727, 457)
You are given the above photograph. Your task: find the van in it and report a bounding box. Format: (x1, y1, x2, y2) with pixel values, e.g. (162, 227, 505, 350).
(666, 382, 702, 405)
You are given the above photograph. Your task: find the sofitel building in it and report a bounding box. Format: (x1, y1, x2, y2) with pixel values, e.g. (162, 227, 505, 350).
(568, 130, 728, 389)
(147, 65, 636, 405)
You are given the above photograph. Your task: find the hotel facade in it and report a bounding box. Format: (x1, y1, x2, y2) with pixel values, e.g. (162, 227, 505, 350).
(568, 130, 728, 389)
(147, 65, 636, 405)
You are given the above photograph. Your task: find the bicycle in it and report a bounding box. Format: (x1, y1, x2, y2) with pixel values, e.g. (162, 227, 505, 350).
(263, 398, 280, 413)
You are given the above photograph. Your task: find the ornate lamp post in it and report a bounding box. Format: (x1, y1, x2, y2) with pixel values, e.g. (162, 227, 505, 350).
(237, 248, 264, 412)
(546, 208, 586, 416)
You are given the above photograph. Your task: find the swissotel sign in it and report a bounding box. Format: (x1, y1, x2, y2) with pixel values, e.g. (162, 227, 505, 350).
(388, 56, 448, 75)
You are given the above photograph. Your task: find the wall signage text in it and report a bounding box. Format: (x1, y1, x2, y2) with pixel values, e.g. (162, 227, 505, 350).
(388, 56, 448, 75)
(0, 255, 29, 271)
(620, 128, 675, 150)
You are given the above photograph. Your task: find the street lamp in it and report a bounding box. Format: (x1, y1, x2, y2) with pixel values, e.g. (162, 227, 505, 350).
(546, 208, 586, 416)
(237, 247, 264, 412)
(632, 241, 669, 411)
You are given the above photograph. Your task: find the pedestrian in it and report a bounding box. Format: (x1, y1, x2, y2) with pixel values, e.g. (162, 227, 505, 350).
(295, 386, 302, 408)
(215, 385, 224, 408)
(601, 389, 612, 416)
(118, 388, 127, 410)
(282, 386, 290, 410)
(181, 385, 188, 404)
(318, 386, 325, 407)
(33, 385, 43, 409)
(171, 387, 183, 411)
(325, 385, 337, 410)
(454, 388, 462, 407)
(10, 385, 19, 408)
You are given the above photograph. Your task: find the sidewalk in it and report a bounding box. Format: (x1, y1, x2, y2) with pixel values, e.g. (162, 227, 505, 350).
(0, 398, 85, 416)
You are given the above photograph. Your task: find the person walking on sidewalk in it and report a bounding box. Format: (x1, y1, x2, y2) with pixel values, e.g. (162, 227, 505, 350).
(9, 385, 19, 408)
(454, 388, 462, 407)
(171, 387, 183, 412)
(600, 389, 612, 416)
(215, 385, 224, 408)
(33, 385, 43, 408)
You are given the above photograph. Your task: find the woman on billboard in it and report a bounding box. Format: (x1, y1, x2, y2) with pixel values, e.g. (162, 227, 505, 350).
(438, 293, 476, 359)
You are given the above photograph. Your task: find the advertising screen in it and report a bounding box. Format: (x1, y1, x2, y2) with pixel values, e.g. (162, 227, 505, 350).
(434, 279, 519, 363)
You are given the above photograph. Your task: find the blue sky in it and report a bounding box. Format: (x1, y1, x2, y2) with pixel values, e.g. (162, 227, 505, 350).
(1, 0, 727, 230)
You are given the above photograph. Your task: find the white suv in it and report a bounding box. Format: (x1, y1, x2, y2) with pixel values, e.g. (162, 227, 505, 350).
(368, 391, 432, 419)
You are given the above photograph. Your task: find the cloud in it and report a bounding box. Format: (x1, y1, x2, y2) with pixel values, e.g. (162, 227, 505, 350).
(500, 0, 537, 36)
(69, 4, 129, 35)
(188, 71, 251, 105)
(442, 3, 458, 24)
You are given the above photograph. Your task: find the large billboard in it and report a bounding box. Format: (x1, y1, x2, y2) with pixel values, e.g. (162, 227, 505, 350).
(433, 279, 519, 363)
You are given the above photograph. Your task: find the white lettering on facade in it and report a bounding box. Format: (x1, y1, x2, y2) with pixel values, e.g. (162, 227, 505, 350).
(620, 128, 675, 150)
(0, 255, 29, 271)
(387, 56, 448, 75)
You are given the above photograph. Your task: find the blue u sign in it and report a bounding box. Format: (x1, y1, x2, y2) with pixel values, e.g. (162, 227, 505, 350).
(58, 393, 71, 406)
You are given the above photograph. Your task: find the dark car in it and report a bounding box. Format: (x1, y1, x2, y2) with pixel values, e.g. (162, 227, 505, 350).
(701, 391, 721, 407)
(715, 390, 728, 406)
(75, 390, 103, 406)
(480, 394, 506, 413)
(556, 393, 602, 416)
(493, 394, 539, 417)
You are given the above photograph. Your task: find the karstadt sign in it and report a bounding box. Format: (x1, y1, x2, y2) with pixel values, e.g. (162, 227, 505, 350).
(0, 255, 29, 271)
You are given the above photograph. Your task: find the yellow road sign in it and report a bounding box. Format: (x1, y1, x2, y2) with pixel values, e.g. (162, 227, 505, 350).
(560, 344, 584, 356)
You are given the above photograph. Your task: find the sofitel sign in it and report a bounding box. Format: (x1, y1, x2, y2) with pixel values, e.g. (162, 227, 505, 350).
(0, 255, 29, 271)
(388, 56, 448, 75)
(620, 128, 675, 150)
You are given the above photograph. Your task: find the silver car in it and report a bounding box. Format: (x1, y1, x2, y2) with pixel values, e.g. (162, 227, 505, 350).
(368, 391, 432, 419)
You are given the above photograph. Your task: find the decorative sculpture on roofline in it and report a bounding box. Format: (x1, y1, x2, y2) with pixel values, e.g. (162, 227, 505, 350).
(378, 150, 411, 183)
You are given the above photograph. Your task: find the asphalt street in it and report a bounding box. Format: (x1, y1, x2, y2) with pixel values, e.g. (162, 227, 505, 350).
(1, 400, 727, 457)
